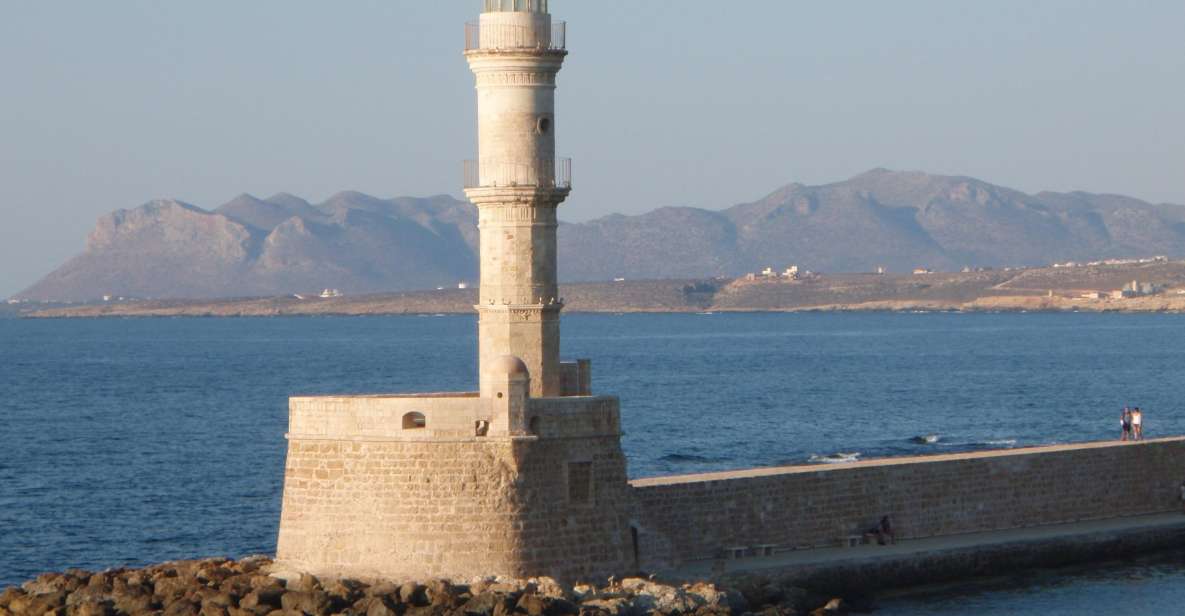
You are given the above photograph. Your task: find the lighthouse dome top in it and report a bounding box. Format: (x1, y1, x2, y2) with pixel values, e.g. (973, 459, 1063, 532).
(483, 0, 550, 14)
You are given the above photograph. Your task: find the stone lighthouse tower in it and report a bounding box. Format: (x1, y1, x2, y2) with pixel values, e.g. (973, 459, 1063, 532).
(465, 0, 570, 399)
(275, 1, 635, 583)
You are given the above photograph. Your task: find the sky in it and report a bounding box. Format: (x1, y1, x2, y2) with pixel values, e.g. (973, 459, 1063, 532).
(1, 1, 1183, 298)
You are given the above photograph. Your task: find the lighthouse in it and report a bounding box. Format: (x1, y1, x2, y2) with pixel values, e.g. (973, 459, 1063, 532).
(275, 1, 634, 582)
(465, 0, 570, 399)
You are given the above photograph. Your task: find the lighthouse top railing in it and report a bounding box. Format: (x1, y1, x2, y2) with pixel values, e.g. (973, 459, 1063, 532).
(483, 0, 549, 13)
(464, 158, 572, 190)
(465, 21, 566, 52)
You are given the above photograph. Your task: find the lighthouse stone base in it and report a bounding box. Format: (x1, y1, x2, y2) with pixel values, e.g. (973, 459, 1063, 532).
(275, 378, 634, 582)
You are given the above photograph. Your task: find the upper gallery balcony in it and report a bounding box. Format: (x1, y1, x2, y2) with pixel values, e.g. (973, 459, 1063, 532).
(464, 158, 572, 191)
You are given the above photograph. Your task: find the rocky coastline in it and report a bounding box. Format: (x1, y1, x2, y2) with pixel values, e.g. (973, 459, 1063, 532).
(18, 259, 1185, 318)
(0, 558, 857, 616)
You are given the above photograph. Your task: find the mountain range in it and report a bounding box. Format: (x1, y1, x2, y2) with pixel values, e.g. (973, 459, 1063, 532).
(16, 169, 1185, 301)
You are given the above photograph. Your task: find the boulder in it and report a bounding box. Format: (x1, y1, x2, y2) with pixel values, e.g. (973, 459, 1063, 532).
(14, 589, 68, 614)
(68, 599, 114, 616)
(23, 573, 84, 596)
(281, 575, 320, 595)
(526, 578, 571, 601)
(239, 587, 284, 614)
(515, 594, 547, 616)
(459, 592, 501, 616)
(199, 603, 229, 616)
(280, 590, 330, 615)
(423, 580, 455, 607)
(198, 591, 235, 609)
(0, 588, 26, 609)
(153, 576, 196, 604)
(365, 582, 398, 600)
(65, 587, 112, 608)
(396, 583, 424, 606)
(579, 598, 629, 616)
(112, 593, 156, 614)
(363, 597, 399, 616)
(323, 579, 364, 604)
(808, 598, 846, 616)
(163, 599, 201, 616)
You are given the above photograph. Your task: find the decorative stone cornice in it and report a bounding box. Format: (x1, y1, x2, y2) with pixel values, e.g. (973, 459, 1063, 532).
(465, 186, 569, 208)
(475, 303, 565, 313)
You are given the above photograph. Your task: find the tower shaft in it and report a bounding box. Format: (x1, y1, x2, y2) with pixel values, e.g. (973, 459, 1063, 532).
(465, 6, 568, 398)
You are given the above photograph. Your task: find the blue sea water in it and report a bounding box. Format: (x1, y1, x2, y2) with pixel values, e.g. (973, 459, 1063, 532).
(3, 312, 1185, 611)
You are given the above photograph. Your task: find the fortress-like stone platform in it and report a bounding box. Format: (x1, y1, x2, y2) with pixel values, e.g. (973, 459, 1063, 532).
(277, 377, 633, 582)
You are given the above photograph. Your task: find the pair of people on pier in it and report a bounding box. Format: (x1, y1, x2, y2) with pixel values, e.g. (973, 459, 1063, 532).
(1121, 406, 1144, 441)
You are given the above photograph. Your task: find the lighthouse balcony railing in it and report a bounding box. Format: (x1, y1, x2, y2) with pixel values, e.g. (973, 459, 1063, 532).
(464, 158, 571, 190)
(465, 21, 566, 52)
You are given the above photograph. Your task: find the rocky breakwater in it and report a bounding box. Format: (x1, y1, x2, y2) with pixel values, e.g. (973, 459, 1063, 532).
(0, 558, 857, 616)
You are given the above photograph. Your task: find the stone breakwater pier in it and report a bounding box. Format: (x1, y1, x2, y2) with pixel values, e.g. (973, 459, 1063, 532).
(640, 437, 1185, 593)
(272, 0, 1185, 591)
(5, 438, 1185, 615)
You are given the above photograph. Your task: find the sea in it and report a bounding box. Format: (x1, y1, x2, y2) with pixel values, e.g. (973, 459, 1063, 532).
(3, 312, 1185, 612)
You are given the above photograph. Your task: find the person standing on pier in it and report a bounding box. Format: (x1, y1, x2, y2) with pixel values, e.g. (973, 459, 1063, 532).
(1121, 407, 1132, 441)
(1132, 407, 1144, 440)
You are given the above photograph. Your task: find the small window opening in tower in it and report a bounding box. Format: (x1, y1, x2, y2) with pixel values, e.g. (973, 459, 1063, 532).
(537, 117, 551, 134)
(475, 419, 490, 437)
(528, 415, 541, 435)
(567, 461, 593, 505)
(402, 412, 427, 430)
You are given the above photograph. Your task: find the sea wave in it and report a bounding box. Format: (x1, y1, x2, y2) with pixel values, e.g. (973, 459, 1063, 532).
(659, 453, 733, 464)
(809, 452, 862, 464)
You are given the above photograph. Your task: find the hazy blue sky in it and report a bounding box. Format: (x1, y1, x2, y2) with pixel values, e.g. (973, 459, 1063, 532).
(2, 1, 1183, 297)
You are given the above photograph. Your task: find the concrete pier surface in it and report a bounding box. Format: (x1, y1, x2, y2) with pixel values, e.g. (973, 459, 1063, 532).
(672, 512, 1185, 593)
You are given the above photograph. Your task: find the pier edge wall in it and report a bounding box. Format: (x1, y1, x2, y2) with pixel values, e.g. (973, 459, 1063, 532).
(630, 438, 1185, 571)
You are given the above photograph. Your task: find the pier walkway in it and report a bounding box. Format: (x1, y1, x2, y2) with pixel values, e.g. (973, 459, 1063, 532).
(669, 512, 1185, 587)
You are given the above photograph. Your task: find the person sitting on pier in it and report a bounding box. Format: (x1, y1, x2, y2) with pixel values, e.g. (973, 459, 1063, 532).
(878, 515, 895, 545)
(863, 515, 896, 545)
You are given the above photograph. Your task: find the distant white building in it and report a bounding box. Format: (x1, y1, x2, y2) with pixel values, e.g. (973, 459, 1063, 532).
(913, 268, 933, 275)
(1121, 281, 1163, 298)
(458, 281, 470, 290)
(320, 289, 343, 298)
(782, 266, 800, 279)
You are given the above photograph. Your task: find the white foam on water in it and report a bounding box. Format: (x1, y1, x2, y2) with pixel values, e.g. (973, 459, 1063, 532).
(809, 452, 862, 464)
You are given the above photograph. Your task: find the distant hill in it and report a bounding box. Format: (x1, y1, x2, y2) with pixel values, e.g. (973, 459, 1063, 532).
(16, 170, 1185, 301)
(559, 169, 1185, 280)
(18, 193, 480, 301)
